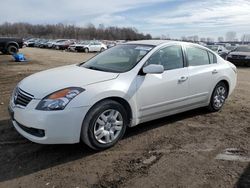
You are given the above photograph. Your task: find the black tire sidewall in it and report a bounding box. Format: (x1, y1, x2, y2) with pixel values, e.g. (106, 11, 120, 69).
(7, 45, 18, 54)
(81, 100, 128, 150)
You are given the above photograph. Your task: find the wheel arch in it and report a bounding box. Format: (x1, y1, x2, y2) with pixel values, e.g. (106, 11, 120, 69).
(219, 79, 229, 97)
(86, 96, 133, 127)
(208, 78, 230, 104)
(6, 41, 19, 49)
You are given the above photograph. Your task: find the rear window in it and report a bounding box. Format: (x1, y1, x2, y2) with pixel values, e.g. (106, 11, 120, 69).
(208, 52, 217, 64)
(186, 46, 210, 66)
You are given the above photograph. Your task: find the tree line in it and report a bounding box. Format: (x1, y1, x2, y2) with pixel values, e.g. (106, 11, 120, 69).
(0, 22, 152, 41)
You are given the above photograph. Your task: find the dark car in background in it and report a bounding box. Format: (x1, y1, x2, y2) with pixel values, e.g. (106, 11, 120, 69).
(206, 45, 229, 59)
(226, 46, 250, 66)
(0, 37, 23, 54)
(54, 39, 75, 50)
(38, 39, 50, 48)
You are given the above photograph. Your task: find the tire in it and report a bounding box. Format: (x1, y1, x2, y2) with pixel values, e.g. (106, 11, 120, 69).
(207, 82, 228, 112)
(84, 48, 89, 53)
(81, 100, 128, 150)
(100, 48, 105, 52)
(7, 45, 18, 55)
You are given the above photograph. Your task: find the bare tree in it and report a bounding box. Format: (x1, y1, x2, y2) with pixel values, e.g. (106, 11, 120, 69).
(0, 22, 152, 41)
(225, 31, 236, 42)
(241, 34, 250, 43)
(218, 37, 224, 42)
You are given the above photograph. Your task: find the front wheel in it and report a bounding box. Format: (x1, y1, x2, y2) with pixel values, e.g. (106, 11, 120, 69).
(81, 100, 128, 150)
(207, 82, 228, 112)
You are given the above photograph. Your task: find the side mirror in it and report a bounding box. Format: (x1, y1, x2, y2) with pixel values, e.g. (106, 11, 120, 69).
(143, 64, 164, 74)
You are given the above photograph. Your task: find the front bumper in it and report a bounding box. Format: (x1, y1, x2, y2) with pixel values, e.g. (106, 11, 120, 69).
(9, 99, 90, 144)
(227, 57, 250, 66)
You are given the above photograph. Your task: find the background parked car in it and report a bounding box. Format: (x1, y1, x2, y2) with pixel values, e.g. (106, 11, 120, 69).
(75, 41, 107, 53)
(225, 46, 237, 52)
(226, 45, 250, 66)
(206, 45, 229, 59)
(23, 38, 37, 47)
(54, 39, 75, 50)
(68, 41, 87, 52)
(37, 39, 49, 48)
(47, 39, 67, 48)
(0, 37, 23, 54)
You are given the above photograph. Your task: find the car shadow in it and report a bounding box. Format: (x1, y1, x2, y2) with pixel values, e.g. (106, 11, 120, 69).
(235, 163, 250, 188)
(125, 107, 210, 138)
(0, 107, 210, 182)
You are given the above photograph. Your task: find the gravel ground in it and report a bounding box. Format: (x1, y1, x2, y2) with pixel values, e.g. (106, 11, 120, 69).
(0, 48, 249, 188)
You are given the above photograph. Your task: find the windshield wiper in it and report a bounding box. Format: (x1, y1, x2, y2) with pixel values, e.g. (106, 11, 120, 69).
(85, 66, 105, 71)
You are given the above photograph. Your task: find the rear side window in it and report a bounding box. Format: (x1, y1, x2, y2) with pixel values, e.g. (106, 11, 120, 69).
(186, 46, 210, 66)
(208, 51, 217, 64)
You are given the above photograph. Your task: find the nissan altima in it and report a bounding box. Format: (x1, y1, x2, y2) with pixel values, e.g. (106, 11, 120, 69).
(9, 40, 237, 150)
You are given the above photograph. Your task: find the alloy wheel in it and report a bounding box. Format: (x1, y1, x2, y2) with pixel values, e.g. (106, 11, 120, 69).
(93, 109, 123, 144)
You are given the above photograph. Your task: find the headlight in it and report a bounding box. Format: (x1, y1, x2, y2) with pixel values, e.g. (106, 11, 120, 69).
(36, 87, 85, 111)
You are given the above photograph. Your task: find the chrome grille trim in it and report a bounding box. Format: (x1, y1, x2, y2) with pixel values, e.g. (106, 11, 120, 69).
(14, 87, 34, 107)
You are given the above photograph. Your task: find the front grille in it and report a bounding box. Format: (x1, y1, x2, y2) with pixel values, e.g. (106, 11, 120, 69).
(14, 87, 34, 107)
(232, 55, 246, 59)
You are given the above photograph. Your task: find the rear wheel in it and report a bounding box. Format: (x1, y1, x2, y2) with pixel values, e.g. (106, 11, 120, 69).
(81, 100, 128, 150)
(207, 82, 228, 112)
(84, 48, 89, 53)
(7, 45, 18, 55)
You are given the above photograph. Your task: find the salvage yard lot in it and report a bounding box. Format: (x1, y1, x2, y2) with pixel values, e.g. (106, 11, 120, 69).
(0, 48, 250, 187)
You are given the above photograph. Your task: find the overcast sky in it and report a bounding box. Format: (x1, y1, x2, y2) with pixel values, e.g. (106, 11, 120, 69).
(1, 0, 250, 39)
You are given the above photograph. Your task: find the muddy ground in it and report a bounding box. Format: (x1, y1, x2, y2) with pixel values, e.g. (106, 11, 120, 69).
(0, 48, 249, 188)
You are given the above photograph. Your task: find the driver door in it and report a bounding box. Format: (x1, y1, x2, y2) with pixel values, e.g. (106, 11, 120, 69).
(136, 45, 189, 121)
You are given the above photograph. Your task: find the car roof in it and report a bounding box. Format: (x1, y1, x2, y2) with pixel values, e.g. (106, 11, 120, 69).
(126, 40, 191, 46)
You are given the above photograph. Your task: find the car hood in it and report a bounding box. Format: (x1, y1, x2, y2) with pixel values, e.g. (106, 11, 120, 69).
(229, 51, 250, 56)
(19, 65, 119, 99)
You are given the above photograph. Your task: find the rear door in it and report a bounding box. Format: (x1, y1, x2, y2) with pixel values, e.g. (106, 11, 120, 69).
(184, 45, 218, 104)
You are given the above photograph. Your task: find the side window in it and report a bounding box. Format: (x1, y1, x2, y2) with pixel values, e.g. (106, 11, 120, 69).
(208, 51, 217, 64)
(147, 45, 184, 70)
(186, 46, 210, 66)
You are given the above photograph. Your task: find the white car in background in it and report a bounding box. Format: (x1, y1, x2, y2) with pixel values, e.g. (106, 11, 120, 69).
(68, 41, 89, 52)
(9, 40, 237, 150)
(75, 41, 107, 53)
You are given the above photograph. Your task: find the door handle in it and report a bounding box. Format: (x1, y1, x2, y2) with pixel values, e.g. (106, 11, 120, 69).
(212, 69, 218, 74)
(178, 76, 188, 83)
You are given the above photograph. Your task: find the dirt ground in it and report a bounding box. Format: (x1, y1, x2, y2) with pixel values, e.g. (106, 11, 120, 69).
(0, 48, 250, 188)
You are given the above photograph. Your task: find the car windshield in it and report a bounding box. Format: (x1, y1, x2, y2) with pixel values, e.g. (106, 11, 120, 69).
(81, 44, 154, 73)
(235, 46, 250, 52)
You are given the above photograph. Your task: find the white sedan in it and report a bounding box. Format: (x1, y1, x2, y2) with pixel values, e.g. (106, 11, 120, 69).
(9, 40, 237, 150)
(75, 41, 107, 53)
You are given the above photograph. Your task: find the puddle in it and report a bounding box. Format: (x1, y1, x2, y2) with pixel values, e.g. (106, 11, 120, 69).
(216, 148, 250, 162)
